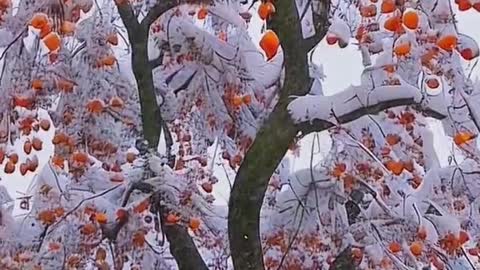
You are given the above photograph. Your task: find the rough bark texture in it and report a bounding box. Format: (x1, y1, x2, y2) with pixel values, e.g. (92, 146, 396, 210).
(115, 2, 208, 270)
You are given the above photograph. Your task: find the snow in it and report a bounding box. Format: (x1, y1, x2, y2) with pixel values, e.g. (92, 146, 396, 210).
(288, 84, 422, 124)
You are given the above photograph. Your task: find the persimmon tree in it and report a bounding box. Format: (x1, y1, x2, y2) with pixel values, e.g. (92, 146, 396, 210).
(0, 0, 479, 269)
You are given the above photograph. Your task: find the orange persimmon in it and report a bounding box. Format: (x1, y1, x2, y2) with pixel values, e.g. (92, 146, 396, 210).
(95, 213, 108, 224)
(389, 242, 402, 253)
(32, 79, 43, 91)
(32, 137, 43, 151)
(381, 0, 396, 13)
(258, 2, 275, 20)
(201, 182, 213, 193)
(30, 13, 48, 29)
(394, 42, 411, 56)
(189, 217, 201, 230)
(386, 160, 404, 175)
(402, 10, 419, 30)
(107, 33, 119, 45)
(86, 99, 105, 114)
(198, 7, 208, 19)
(386, 134, 401, 145)
(43, 32, 61, 51)
(437, 35, 457, 52)
(410, 241, 423, 256)
(39, 119, 51, 131)
(259, 30, 280, 60)
(454, 131, 475, 145)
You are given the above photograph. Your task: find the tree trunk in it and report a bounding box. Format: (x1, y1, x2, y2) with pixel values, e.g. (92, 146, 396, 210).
(115, 2, 208, 270)
(228, 0, 328, 269)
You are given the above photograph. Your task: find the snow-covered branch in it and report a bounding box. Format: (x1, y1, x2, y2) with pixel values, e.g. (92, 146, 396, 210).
(288, 85, 447, 135)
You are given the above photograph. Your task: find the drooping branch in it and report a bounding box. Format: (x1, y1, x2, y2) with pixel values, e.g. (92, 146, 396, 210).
(115, 2, 208, 269)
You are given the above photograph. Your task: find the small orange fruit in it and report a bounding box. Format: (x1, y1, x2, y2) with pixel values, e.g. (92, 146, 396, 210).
(189, 217, 201, 230)
(259, 30, 280, 60)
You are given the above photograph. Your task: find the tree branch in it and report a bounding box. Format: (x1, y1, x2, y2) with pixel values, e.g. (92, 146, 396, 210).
(141, 0, 177, 28)
(116, 2, 208, 269)
(296, 97, 447, 135)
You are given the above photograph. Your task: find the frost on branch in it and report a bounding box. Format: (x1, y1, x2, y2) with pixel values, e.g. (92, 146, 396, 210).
(146, 1, 283, 206)
(288, 84, 422, 125)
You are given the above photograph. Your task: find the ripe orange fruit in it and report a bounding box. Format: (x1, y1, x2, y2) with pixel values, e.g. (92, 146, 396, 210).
(417, 226, 427, 240)
(32, 137, 43, 151)
(332, 163, 347, 177)
(389, 242, 402, 253)
(86, 99, 105, 114)
(57, 79, 75, 92)
(24, 141, 32, 154)
(95, 213, 108, 224)
(259, 30, 280, 60)
(381, 0, 396, 13)
(403, 11, 419, 30)
(258, 2, 275, 20)
(201, 182, 213, 193)
(19, 163, 28, 176)
(386, 160, 404, 175)
(101, 55, 117, 66)
(132, 230, 146, 247)
(394, 42, 411, 56)
(81, 223, 97, 235)
(410, 241, 423, 256)
(198, 7, 208, 19)
(32, 79, 43, 91)
(52, 155, 65, 169)
(232, 96, 243, 107)
(72, 152, 89, 164)
(116, 209, 129, 222)
(39, 119, 51, 131)
(454, 131, 475, 145)
(242, 95, 252, 105)
(126, 152, 136, 163)
(384, 16, 401, 32)
(30, 13, 48, 29)
(437, 35, 457, 52)
(426, 78, 440, 88)
(326, 34, 338, 45)
(458, 0, 472, 11)
(459, 230, 469, 244)
(189, 217, 201, 230)
(107, 33, 118, 45)
(43, 32, 61, 51)
(9, 153, 18, 164)
(166, 213, 180, 224)
(360, 4, 377, 17)
(4, 161, 15, 174)
(386, 134, 401, 145)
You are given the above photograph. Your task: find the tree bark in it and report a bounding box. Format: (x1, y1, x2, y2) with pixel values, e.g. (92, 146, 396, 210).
(228, 0, 330, 269)
(115, 2, 208, 270)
